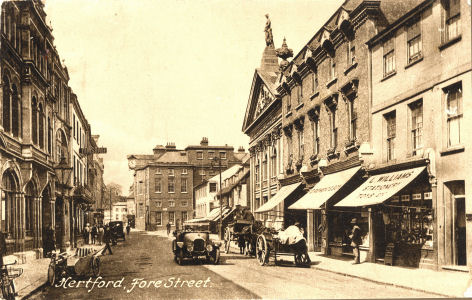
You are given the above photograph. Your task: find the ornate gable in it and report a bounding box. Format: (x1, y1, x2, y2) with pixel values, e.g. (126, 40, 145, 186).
(242, 70, 279, 134)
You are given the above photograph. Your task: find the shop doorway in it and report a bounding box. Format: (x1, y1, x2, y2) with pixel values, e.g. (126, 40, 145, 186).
(314, 210, 322, 252)
(454, 197, 466, 266)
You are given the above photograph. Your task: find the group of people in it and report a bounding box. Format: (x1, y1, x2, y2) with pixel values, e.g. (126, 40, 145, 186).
(83, 223, 105, 245)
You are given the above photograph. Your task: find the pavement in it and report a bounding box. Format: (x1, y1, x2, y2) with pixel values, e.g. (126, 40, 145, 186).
(15, 243, 105, 299)
(150, 229, 471, 298)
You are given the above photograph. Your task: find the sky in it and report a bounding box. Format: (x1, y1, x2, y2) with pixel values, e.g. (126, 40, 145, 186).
(42, 0, 343, 193)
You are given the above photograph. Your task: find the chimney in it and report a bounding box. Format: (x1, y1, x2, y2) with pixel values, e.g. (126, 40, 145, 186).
(153, 145, 166, 156)
(200, 137, 209, 146)
(165, 142, 176, 150)
(238, 146, 245, 153)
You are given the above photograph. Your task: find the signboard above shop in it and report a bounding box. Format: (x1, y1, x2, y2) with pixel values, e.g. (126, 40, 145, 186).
(79, 147, 107, 155)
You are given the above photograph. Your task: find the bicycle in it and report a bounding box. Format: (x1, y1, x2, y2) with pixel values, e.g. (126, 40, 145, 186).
(0, 260, 22, 300)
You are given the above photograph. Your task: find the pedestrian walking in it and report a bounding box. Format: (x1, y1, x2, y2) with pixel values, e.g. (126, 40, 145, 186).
(101, 225, 113, 255)
(126, 223, 131, 236)
(91, 224, 98, 245)
(166, 222, 171, 236)
(349, 218, 362, 264)
(98, 224, 104, 245)
(84, 223, 91, 245)
(43, 225, 56, 257)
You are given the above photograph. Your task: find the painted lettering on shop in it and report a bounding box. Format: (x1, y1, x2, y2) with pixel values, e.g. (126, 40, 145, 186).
(310, 184, 342, 194)
(368, 170, 414, 183)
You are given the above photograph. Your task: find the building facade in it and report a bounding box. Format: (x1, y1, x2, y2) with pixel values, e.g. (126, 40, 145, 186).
(128, 138, 246, 231)
(0, 0, 104, 260)
(364, 0, 471, 269)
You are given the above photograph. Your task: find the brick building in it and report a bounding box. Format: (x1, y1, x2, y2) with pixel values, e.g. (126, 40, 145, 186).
(128, 138, 246, 231)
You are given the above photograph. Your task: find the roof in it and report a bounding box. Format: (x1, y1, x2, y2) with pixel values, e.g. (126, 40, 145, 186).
(208, 165, 242, 183)
(155, 151, 188, 164)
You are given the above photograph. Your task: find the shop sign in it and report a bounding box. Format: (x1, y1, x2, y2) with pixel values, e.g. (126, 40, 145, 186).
(424, 192, 432, 199)
(412, 193, 422, 200)
(401, 195, 410, 201)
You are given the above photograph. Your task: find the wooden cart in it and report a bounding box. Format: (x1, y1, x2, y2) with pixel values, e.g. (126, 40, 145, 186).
(255, 230, 310, 267)
(223, 219, 254, 254)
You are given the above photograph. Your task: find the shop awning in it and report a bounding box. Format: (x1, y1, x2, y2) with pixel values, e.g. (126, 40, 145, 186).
(335, 166, 426, 207)
(183, 218, 210, 226)
(207, 207, 231, 221)
(255, 182, 301, 213)
(289, 166, 361, 210)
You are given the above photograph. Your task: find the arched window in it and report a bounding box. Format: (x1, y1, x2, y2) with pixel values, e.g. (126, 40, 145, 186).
(38, 103, 44, 149)
(47, 117, 52, 154)
(11, 84, 19, 137)
(25, 182, 36, 237)
(31, 97, 38, 144)
(2, 170, 18, 236)
(2, 76, 10, 132)
(56, 130, 68, 163)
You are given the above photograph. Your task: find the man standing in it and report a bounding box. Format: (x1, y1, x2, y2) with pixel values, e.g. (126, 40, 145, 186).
(166, 222, 171, 236)
(43, 225, 56, 257)
(91, 224, 98, 245)
(102, 225, 113, 255)
(349, 218, 362, 264)
(126, 223, 131, 236)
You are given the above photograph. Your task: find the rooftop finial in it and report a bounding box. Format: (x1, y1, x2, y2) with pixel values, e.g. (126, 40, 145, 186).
(276, 37, 293, 70)
(264, 14, 274, 47)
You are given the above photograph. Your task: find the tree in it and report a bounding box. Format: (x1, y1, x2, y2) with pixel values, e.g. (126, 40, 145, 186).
(105, 182, 124, 210)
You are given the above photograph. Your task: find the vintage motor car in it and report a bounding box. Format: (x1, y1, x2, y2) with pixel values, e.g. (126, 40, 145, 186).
(172, 230, 221, 265)
(108, 221, 125, 241)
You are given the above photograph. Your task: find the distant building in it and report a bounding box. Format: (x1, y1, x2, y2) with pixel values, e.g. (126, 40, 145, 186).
(127, 138, 246, 231)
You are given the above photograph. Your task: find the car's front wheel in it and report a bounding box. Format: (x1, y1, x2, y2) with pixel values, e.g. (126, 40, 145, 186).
(176, 249, 184, 265)
(209, 248, 220, 265)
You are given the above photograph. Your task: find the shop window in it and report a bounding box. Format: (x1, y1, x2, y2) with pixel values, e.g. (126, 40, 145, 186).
(383, 38, 395, 76)
(442, 0, 461, 43)
(385, 111, 396, 161)
(406, 17, 422, 63)
(445, 83, 462, 147)
(156, 212, 162, 226)
(410, 100, 423, 155)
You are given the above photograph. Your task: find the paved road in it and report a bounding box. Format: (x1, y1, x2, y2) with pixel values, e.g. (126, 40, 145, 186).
(29, 231, 257, 299)
(29, 231, 438, 299)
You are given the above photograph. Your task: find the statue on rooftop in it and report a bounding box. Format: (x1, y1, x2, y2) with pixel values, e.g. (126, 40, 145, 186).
(264, 14, 274, 47)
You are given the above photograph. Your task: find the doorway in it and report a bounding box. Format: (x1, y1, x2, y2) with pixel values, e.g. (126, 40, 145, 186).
(454, 197, 466, 266)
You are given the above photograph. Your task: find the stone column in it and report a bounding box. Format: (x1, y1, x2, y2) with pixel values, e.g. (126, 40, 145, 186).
(368, 207, 376, 263)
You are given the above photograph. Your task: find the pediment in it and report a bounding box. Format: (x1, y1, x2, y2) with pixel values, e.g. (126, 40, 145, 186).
(242, 70, 279, 133)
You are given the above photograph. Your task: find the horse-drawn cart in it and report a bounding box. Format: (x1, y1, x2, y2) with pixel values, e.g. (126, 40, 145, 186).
(255, 229, 310, 267)
(223, 219, 253, 254)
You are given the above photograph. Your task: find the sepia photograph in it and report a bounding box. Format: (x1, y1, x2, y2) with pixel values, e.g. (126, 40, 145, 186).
(0, 0, 470, 299)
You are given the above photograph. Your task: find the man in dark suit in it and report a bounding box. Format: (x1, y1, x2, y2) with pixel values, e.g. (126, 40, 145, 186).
(349, 218, 362, 264)
(101, 225, 113, 255)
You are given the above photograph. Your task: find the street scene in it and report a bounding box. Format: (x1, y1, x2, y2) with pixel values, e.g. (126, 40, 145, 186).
(0, 0, 471, 299)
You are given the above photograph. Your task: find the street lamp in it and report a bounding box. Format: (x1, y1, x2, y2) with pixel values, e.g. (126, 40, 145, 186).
(54, 155, 73, 252)
(211, 156, 224, 240)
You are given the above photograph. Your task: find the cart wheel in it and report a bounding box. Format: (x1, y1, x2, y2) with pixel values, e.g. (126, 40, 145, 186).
(295, 253, 309, 266)
(47, 263, 56, 286)
(256, 235, 269, 266)
(176, 249, 184, 265)
(224, 229, 231, 254)
(92, 257, 101, 277)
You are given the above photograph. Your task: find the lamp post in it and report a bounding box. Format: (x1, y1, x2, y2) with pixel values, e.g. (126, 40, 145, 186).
(211, 157, 224, 239)
(54, 156, 73, 253)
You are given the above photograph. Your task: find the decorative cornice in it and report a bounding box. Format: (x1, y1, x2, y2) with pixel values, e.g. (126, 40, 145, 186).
(307, 105, 321, 121)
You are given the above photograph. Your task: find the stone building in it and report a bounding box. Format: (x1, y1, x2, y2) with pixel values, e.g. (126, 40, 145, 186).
(242, 16, 285, 229)
(0, 0, 104, 260)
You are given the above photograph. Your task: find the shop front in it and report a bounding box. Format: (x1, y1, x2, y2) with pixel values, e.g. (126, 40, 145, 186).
(336, 165, 435, 268)
(289, 166, 365, 258)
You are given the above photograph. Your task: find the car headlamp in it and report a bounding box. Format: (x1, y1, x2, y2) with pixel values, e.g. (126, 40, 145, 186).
(206, 244, 213, 252)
